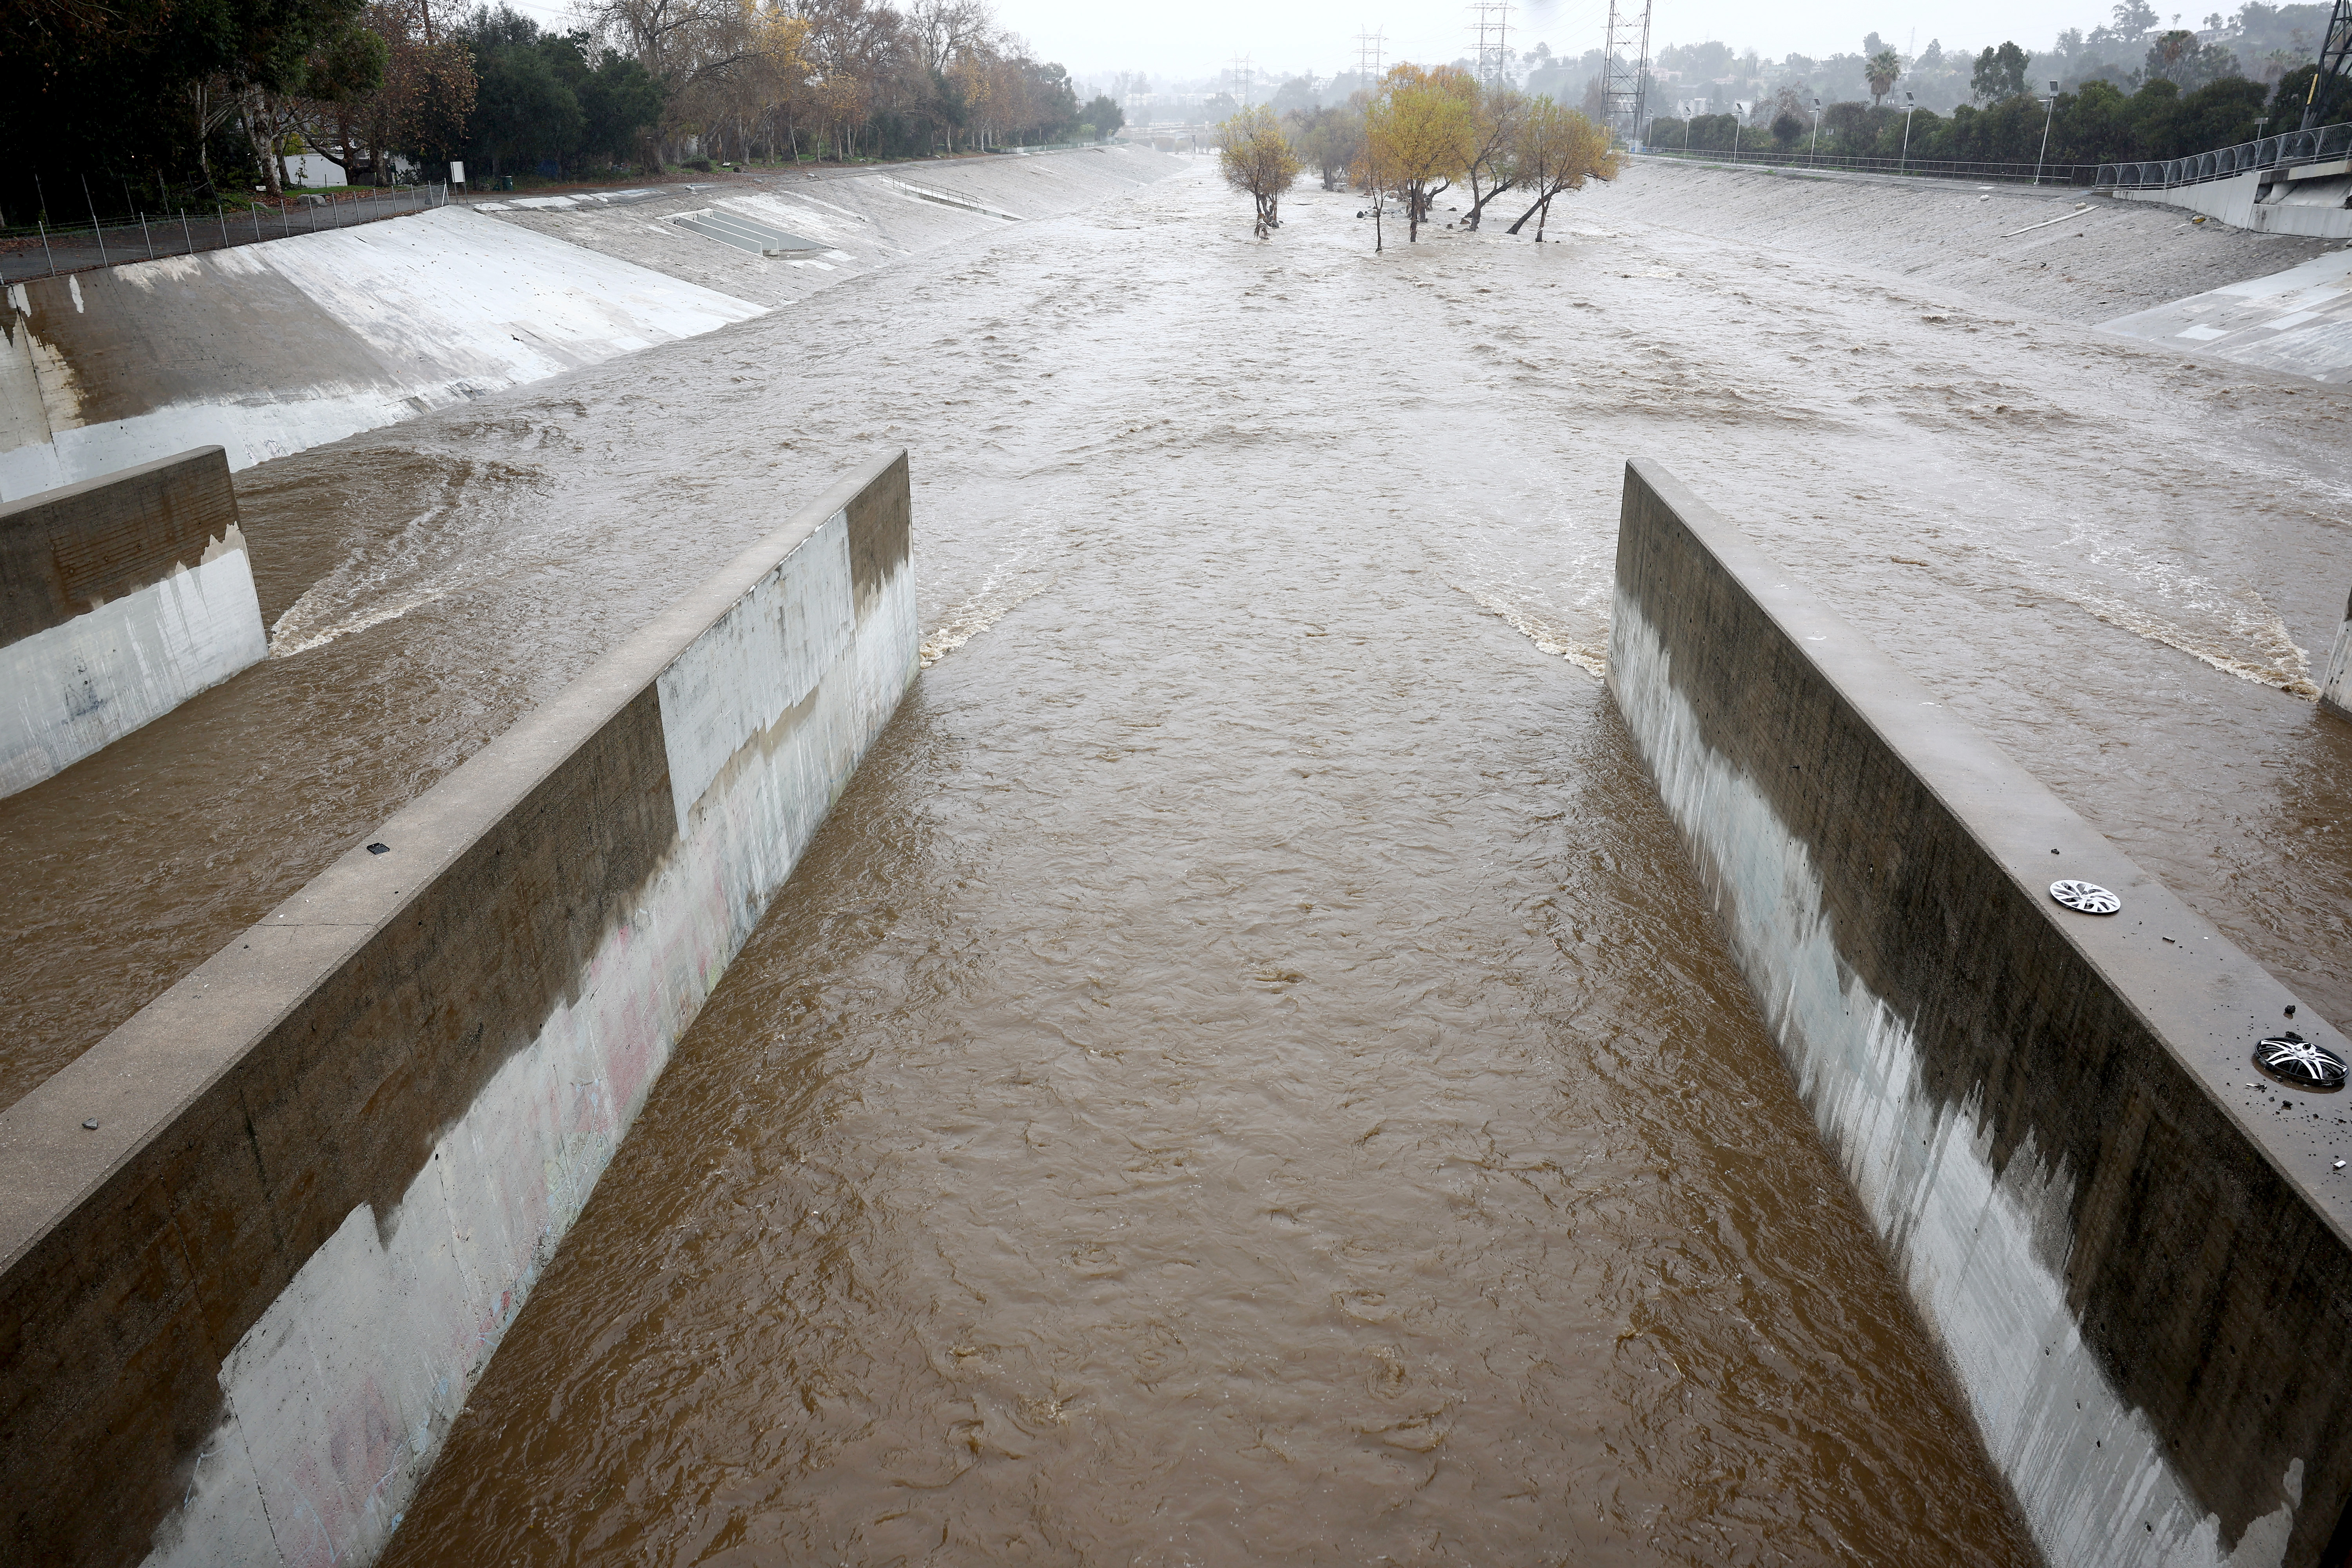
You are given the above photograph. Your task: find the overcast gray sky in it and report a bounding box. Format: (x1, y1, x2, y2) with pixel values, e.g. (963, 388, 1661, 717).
(995, 0, 2133, 83)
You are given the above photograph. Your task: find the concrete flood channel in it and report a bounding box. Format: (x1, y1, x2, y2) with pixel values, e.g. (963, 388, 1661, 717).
(4, 155, 2352, 1563)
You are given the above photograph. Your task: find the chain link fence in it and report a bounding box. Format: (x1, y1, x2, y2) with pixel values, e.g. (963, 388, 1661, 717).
(0, 183, 451, 285)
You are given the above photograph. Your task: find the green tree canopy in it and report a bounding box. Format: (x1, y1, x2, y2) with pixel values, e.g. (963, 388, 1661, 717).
(1080, 93, 1124, 141)
(1971, 41, 2030, 103)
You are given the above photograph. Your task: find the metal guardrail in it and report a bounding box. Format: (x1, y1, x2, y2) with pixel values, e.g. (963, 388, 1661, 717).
(875, 176, 1023, 220)
(2097, 120, 2352, 189)
(0, 183, 449, 285)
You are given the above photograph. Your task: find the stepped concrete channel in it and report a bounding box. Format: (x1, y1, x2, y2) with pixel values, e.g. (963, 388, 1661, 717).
(4, 152, 2352, 1566)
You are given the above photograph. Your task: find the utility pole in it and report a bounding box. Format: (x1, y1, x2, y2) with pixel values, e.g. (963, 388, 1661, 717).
(1808, 96, 1821, 164)
(2034, 78, 2060, 183)
(1900, 91, 1917, 173)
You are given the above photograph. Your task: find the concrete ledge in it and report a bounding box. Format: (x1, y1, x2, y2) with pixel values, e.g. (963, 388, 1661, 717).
(0, 447, 265, 796)
(2322, 592, 2352, 722)
(2113, 168, 2352, 238)
(0, 450, 918, 1567)
(1608, 459, 2352, 1567)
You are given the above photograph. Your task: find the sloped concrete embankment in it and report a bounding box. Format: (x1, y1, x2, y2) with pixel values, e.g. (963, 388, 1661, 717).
(1609, 459, 2352, 1568)
(1, 447, 264, 795)
(0, 208, 764, 503)
(1594, 159, 2340, 325)
(472, 144, 1193, 308)
(0, 147, 1192, 505)
(0, 452, 917, 1568)
(2098, 247, 2352, 384)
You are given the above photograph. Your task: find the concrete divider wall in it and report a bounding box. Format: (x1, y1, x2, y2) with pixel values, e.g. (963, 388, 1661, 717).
(1, 446, 265, 796)
(0, 451, 917, 1567)
(1607, 460, 2352, 1568)
(2322, 593, 2352, 721)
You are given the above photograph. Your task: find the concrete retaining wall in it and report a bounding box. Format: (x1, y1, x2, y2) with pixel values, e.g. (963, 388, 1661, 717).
(2322, 590, 2352, 722)
(1, 446, 265, 796)
(2112, 169, 2352, 238)
(1608, 459, 2352, 1568)
(0, 450, 918, 1568)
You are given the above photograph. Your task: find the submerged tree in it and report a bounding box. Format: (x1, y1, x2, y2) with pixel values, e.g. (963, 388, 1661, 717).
(1461, 83, 1525, 229)
(1505, 99, 1615, 241)
(1216, 104, 1299, 238)
(1287, 100, 1364, 189)
(1363, 63, 1475, 243)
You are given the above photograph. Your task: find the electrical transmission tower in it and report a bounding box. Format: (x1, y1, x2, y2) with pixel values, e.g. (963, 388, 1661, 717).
(2303, 0, 2352, 127)
(1229, 54, 1255, 107)
(1355, 28, 1386, 84)
(1469, 2, 1513, 87)
(1601, 0, 1654, 142)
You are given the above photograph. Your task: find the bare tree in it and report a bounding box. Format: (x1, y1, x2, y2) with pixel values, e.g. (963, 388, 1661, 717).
(1462, 83, 1525, 230)
(906, 0, 986, 75)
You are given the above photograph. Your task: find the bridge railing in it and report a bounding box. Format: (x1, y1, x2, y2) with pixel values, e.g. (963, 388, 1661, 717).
(2098, 120, 2352, 189)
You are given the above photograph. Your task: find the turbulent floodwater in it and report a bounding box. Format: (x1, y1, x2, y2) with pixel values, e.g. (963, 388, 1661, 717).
(10, 160, 2352, 1561)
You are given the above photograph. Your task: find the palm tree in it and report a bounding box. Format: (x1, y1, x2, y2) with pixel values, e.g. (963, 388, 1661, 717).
(1866, 49, 1903, 106)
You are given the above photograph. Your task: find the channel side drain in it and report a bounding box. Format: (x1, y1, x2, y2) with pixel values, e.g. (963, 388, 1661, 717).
(2255, 1031, 2348, 1092)
(2049, 879, 2121, 914)
(671, 210, 824, 257)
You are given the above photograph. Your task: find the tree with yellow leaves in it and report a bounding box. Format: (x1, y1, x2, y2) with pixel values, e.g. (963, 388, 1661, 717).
(1505, 98, 1616, 241)
(1216, 104, 1300, 239)
(1362, 63, 1476, 245)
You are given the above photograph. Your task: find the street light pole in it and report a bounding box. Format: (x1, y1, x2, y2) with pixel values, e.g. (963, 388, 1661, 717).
(1900, 91, 1916, 174)
(1809, 96, 1822, 165)
(2034, 78, 2060, 185)
(1731, 102, 1746, 162)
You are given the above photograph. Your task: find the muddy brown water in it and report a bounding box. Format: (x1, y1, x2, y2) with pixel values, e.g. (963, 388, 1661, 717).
(10, 163, 2352, 1561)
